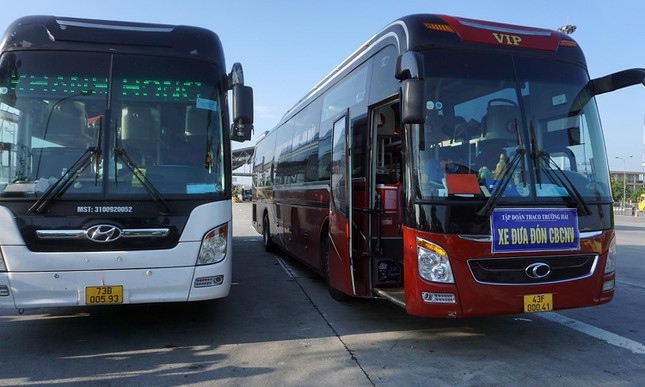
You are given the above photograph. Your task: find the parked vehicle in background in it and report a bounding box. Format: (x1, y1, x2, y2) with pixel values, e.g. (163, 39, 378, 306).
(242, 189, 253, 201)
(252, 14, 644, 318)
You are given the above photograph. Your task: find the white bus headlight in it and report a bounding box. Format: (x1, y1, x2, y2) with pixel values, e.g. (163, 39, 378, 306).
(0, 250, 6, 271)
(604, 235, 616, 274)
(197, 223, 228, 265)
(417, 238, 454, 283)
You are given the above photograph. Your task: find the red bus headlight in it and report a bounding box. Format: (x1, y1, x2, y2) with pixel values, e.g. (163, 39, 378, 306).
(417, 238, 454, 283)
(604, 235, 616, 274)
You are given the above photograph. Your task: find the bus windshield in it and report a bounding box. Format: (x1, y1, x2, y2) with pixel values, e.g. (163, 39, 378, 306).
(413, 50, 610, 204)
(0, 51, 226, 199)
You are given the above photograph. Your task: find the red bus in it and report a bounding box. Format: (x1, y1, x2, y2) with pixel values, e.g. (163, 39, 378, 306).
(251, 14, 644, 318)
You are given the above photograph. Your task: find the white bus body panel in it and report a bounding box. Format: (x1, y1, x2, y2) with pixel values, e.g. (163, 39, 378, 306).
(0, 201, 233, 309)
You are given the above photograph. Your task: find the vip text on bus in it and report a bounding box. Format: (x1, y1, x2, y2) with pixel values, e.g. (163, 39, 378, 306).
(252, 14, 644, 318)
(0, 16, 253, 309)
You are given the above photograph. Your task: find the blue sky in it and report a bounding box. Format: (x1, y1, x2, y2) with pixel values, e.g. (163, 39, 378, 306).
(3, 1, 643, 171)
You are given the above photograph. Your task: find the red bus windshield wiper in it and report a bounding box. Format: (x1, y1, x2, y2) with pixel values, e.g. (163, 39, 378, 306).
(476, 148, 525, 217)
(113, 147, 172, 214)
(537, 151, 591, 216)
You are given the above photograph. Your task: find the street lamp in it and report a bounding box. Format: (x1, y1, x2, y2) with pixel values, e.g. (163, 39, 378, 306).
(616, 155, 633, 214)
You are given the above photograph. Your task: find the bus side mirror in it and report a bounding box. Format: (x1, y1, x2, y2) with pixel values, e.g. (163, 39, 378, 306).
(401, 79, 425, 124)
(570, 68, 644, 113)
(396, 51, 424, 80)
(396, 52, 426, 124)
(231, 84, 254, 142)
(229, 62, 254, 142)
(591, 68, 645, 95)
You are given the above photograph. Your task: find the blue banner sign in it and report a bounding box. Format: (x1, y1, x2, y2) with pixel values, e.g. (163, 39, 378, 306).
(491, 208, 579, 253)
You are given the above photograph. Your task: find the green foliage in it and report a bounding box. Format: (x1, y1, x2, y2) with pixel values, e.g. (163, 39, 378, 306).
(610, 176, 645, 204)
(610, 176, 624, 202)
(631, 186, 645, 203)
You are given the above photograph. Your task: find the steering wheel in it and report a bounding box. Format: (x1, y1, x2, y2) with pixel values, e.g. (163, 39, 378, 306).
(487, 98, 517, 107)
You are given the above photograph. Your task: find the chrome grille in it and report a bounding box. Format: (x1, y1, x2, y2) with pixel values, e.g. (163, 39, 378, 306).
(467, 254, 598, 285)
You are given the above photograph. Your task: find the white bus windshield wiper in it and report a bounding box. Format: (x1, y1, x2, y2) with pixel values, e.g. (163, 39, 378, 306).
(476, 148, 525, 217)
(29, 147, 99, 214)
(113, 147, 172, 214)
(30, 91, 103, 214)
(538, 151, 591, 216)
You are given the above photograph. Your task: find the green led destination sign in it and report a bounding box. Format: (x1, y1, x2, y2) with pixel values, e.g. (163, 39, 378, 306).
(13, 75, 206, 102)
(15, 74, 108, 96)
(119, 79, 203, 100)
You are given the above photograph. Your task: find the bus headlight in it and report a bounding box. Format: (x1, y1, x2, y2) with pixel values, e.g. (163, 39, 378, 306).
(605, 235, 616, 274)
(0, 250, 6, 271)
(197, 223, 228, 265)
(417, 238, 454, 283)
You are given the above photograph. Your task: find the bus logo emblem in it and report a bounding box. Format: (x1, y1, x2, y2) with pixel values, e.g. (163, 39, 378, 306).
(524, 262, 551, 279)
(85, 225, 122, 243)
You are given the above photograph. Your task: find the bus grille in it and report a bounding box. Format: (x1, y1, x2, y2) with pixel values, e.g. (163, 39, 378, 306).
(467, 254, 598, 285)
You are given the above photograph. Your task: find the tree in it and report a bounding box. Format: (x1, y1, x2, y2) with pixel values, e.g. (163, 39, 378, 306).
(630, 185, 645, 203)
(610, 176, 624, 203)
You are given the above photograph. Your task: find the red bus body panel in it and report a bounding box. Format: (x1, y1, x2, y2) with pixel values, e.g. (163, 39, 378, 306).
(328, 209, 354, 295)
(402, 226, 615, 318)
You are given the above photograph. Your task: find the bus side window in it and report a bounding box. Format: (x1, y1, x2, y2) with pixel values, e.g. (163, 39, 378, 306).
(374, 104, 401, 183)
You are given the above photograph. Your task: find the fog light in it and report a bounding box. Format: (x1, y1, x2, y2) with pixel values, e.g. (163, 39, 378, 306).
(422, 291, 456, 304)
(0, 285, 9, 297)
(602, 279, 615, 292)
(194, 275, 224, 288)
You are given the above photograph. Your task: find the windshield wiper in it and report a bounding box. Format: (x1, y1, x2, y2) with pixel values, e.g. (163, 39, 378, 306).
(29, 147, 99, 214)
(113, 147, 172, 214)
(529, 122, 542, 186)
(93, 115, 103, 186)
(538, 151, 591, 216)
(476, 148, 525, 217)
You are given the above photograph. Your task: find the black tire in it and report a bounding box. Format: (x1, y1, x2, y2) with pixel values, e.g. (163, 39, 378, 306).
(262, 213, 276, 252)
(321, 230, 349, 302)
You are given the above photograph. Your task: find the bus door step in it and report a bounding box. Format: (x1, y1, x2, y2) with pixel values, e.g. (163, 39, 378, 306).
(374, 287, 406, 308)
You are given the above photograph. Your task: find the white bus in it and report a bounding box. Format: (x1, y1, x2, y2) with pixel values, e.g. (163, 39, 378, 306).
(0, 16, 253, 309)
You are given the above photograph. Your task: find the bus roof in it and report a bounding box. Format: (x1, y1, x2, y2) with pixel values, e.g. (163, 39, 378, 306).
(278, 13, 582, 126)
(0, 15, 225, 62)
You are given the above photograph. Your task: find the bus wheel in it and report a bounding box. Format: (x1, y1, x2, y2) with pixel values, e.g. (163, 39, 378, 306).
(263, 213, 276, 252)
(321, 231, 348, 302)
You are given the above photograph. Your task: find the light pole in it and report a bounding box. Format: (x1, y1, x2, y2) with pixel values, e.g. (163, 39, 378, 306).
(616, 156, 633, 214)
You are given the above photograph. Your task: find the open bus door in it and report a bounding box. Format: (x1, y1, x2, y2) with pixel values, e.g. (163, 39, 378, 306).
(328, 111, 356, 297)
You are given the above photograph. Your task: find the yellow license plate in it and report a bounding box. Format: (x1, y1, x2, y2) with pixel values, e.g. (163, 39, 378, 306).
(85, 286, 123, 305)
(523, 293, 553, 313)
